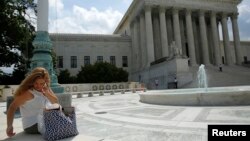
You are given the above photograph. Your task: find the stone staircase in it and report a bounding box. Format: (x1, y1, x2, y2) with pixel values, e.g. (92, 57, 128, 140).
(182, 65, 250, 88)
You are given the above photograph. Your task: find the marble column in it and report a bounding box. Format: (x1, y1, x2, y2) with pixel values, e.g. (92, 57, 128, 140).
(185, 9, 197, 66)
(210, 11, 221, 65)
(153, 14, 162, 60)
(140, 13, 147, 68)
(159, 7, 169, 57)
(134, 18, 140, 70)
(37, 0, 48, 31)
(166, 16, 173, 44)
(172, 8, 182, 51)
(193, 19, 200, 64)
(199, 10, 210, 65)
(221, 13, 233, 65)
(130, 22, 136, 71)
(207, 21, 213, 64)
(217, 21, 223, 63)
(145, 6, 155, 66)
(31, 0, 64, 93)
(180, 18, 186, 57)
(231, 13, 243, 65)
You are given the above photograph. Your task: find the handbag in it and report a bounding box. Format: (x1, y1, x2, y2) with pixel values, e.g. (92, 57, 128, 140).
(39, 106, 79, 141)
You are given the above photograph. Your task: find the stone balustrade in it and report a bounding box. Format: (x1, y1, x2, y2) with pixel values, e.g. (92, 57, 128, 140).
(66, 87, 147, 98)
(2, 82, 146, 115)
(0, 82, 144, 102)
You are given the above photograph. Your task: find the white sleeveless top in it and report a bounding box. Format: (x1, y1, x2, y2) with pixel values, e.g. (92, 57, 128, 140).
(20, 89, 49, 129)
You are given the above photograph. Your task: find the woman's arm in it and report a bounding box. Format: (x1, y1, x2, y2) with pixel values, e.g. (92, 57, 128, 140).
(42, 84, 58, 104)
(6, 94, 28, 137)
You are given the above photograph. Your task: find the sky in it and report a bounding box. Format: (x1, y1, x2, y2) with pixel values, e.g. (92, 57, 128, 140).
(1, 0, 250, 73)
(48, 0, 133, 34)
(237, 0, 250, 41)
(46, 0, 250, 40)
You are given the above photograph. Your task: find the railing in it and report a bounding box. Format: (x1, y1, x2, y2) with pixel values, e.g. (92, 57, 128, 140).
(64, 88, 147, 98)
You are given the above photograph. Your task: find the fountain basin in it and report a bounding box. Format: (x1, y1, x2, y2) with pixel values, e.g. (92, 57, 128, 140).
(139, 86, 250, 106)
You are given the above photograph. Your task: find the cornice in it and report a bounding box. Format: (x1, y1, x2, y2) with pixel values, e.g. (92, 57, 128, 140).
(49, 33, 131, 42)
(114, 0, 145, 34)
(144, 0, 241, 13)
(114, 0, 139, 34)
(145, 0, 242, 4)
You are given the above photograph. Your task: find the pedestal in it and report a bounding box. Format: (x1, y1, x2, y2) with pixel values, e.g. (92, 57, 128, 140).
(31, 31, 64, 94)
(56, 94, 72, 107)
(2, 88, 13, 102)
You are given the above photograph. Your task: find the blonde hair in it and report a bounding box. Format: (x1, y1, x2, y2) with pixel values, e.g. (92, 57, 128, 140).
(14, 67, 50, 97)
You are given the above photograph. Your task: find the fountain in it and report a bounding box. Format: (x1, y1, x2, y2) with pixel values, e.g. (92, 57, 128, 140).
(197, 64, 207, 89)
(139, 65, 250, 106)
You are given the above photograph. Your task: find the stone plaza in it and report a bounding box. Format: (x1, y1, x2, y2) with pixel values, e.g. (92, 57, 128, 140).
(1, 92, 250, 141)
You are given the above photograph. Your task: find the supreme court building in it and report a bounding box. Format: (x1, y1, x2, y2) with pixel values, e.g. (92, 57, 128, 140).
(52, 0, 250, 89)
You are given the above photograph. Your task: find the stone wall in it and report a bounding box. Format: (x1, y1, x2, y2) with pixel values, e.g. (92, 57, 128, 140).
(61, 82, 139, 93)
(50, 34, 132, 76)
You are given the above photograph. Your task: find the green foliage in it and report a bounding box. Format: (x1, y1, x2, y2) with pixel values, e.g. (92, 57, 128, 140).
(4, 85, 11, 88)
(116, 68, 129, 82)
(0, 72, 12, 85)
(0, 0, 36, 67)
(11, 64, 27, 84)
(76, 64, 96, 83)
(76, 62, 128, 83)
(0, 0, 36, 85)
(57, 69, 76, 84)
(0, 64, 27, 85)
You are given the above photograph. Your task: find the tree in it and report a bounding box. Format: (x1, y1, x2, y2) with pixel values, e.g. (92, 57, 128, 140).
(77, 62, 128, 83)
(76, 64, 97, 83)
(11, 63, 27, 84)
(116, 68, 128, 82)
(0, 0, 36, 67)
(58, 69, 76, 84)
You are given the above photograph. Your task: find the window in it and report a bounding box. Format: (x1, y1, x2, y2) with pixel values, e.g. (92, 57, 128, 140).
(71, 56, 77, 68)
(97, 56, 103, 62)
(122, 56, 128, 67)
(84, 56, 90, 65)
(110, 56, 116, 65)
(58, 56, 63, 68)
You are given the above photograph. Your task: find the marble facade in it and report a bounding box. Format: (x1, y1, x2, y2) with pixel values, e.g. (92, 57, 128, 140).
(51, 0, 250, 89)
(115, 0, 243, 68)
(113, 0, 245, 88)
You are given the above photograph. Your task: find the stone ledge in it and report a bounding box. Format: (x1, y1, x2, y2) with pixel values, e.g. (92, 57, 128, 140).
(140, 87, 250, 106)
(0, 132, 115, 141)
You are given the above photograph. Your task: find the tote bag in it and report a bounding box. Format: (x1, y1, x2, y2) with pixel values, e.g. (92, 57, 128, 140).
(40, 107, 79, 141)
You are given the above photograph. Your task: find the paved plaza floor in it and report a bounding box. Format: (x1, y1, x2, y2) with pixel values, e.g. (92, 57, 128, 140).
(1, 91, 250, 141)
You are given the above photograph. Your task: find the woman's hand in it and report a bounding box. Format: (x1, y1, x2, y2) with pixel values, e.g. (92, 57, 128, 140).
(42, 83, 49, 96)
(6, 126, 15, 137)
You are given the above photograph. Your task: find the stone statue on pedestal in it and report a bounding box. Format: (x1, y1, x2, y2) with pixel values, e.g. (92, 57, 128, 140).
(170, 41, 182, 57)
